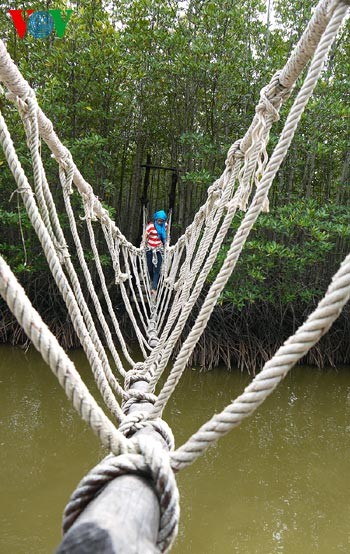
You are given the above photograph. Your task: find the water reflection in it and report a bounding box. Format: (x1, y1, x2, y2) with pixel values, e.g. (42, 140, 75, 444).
(1, 345, 350, 553)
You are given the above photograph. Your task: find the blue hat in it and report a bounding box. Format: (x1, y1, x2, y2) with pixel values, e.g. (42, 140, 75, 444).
(153, 210, 167, 221)
(153, 210, 167, 244)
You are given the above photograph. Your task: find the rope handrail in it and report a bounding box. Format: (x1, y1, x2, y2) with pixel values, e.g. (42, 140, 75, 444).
(0, 1, 349, 551)
(171, 246, 350, 470)
(0, 255, 128, 455)
(0, 39, 139, 255)
(0, 0, 338, 256)
(149, 0, 349, 414)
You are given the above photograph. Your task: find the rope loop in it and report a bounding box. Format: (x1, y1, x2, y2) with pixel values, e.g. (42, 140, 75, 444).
(25, 95, 39, 120)
(6, 88, 35, 116)
(115, 272, 129, 284)
(119, 413, 175, 451)
(123, 363, 158, 412)
(59, 164, 74, 195)
(132, 435, 179, 549)
(52, 148, 74, 172)
(9, 184, 34, 200)
(81, 190, 97, 221)
(63, 438, 179, 552)
(265, 69, 293, 105)
(225, 138, 244, 168)
(207, 177, 222, 197)
(163, 276, 175, 289)
(124, 363, 150, 389)
(53, 238, 71, 264)
(173, 277, 183, 291)
(122, 390, 158, 414)
(255, 84, 280, 122)
(206, 182, 222, 218)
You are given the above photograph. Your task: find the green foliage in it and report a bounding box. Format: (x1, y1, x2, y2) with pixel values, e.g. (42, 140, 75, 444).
(209, 199, 350, 309)
(0, 0, 348, 304)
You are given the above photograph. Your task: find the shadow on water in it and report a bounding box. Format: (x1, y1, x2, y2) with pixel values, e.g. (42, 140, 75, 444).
(1, 344, 350, 553)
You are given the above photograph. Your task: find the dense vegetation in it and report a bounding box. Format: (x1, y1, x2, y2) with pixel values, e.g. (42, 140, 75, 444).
(0, 0, 349, 368)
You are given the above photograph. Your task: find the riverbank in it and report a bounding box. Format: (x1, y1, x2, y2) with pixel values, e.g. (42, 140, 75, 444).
(1, 295, 349, 371)
(181, 301, 350, 371)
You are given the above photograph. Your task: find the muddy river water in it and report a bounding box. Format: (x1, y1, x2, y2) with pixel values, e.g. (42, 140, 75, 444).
(1, 345, 350, 553)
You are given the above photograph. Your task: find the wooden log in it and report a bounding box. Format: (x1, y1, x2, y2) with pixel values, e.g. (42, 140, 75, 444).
(56, 471, 160, 554)
(56, 379, 168, 554)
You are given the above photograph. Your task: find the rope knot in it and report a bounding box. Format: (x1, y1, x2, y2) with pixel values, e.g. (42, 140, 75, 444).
(122, 365, 157, 413)
(207, 178, 223, 197)
(52, 149, 74, 172)
(269, 69, 293, 102)
(124, 363, 149, 389)
(122, 389, 158, 414)
(6, 89, 35, 116)
(225, 139, 244, 168)
(54, 239, 71, 264)
(206, 183, 222, 218)
(163, 276, 175, 289)
(59, 163, 74, 195)
(255, 84, 280, 122)
(120, 413, 175, 451)
(81, 191, 97, 221)
(173, 277, 184, 291)
(115, 272, 129, 284)
(9, 184, 33, 200)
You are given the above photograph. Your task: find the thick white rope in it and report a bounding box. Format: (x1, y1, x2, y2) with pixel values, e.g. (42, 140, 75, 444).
(19, 96, 130, 401)
(151, 0, 349, 417)
(121, 247, 149, 335)
(20, 98, 58, 245)
(102, 221, 151, 356)
(0, 253, 179, 548)
(129, 250, 151, 328)
(143, 0, 338, 254)
(153, 142, 252, 357)
(63, 436, 179, 553)
(59, 165, 129, 383)
(0, 107, 125, 423)
(0, 0, 347, 474)
(157, 198, 222, 339)
(148, 70, 289, 369)
(171, 248, 350, 470)
(146, 155, 248, 384)
(147, 177, 241, 388)
(24, 99, 129, 403)
(82, 200, 136, 368)
(0, 255, 128, 455)
(157, 246, 184, 333)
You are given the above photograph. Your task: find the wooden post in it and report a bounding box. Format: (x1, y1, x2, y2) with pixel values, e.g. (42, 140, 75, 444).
(168, 170, 178, 220)
(56, 379, 168, 554)
(137, 154, 152, 244)
(137, 161, 180, 245)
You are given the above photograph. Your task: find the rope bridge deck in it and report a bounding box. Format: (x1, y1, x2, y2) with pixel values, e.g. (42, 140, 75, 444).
(0, 0, 349, 550)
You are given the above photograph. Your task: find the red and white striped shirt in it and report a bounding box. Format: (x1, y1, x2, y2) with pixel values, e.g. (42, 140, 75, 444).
(145, 222, 167, 249)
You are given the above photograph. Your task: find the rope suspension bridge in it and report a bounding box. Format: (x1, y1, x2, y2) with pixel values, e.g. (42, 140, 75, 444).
(0, 0, 349, 551)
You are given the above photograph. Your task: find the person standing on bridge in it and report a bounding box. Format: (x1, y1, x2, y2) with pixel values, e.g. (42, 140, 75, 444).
(144, 210, 168, 296)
